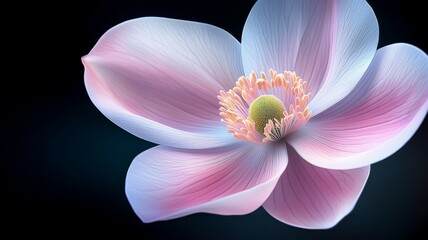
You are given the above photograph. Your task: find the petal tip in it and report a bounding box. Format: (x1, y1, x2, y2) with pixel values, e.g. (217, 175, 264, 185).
(81, 54, 97, 68)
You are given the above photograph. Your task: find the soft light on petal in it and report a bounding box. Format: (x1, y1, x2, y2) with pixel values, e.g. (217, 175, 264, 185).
(125, 142, 288, 222)
(263, 146, 370, 229)
(242, 0, 378, 115)
(83, 17, 244, 149)
(288, 43, 428, 169)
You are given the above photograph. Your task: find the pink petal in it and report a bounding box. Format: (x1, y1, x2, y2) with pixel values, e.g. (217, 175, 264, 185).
(242, 0, 378, 115)
(287, 43, 428, 170)
(263, 146, 370, 229)
(125, 142, 288, 222)
(83, 17, 244, 149)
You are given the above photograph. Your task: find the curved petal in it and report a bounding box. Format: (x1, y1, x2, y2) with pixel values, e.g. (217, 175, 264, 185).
(287, 44, 428, 169)
(263, 146, 369, 229)
(125, 142, 288, 223)
(83, 17, 244, 149)
(242, 0, 378, 115)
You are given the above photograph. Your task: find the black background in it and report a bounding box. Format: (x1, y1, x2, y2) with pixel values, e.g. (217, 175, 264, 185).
(6, 0, 427, 239)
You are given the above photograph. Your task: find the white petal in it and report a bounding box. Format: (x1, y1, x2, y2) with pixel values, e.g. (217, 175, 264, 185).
(83, 17, 244, 148)
(125, 142, 288, 222)
(264, 146, 370, 229)
(288, 44, 428, 169)
(242, 0, 378, 115)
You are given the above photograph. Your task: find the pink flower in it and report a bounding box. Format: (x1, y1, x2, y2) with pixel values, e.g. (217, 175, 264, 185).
(82, 0, 427, 229)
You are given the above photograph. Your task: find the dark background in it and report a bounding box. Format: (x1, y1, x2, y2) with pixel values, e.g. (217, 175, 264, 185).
(6, 0, 427, 239)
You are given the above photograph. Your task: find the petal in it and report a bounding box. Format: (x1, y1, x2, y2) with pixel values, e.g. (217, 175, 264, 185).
(287, 43, 428, 170)
(83, 17, 244, 149)
(242, 0, 378, 115)
(125, 142, 288, 223)
(263, 146, 370, 229)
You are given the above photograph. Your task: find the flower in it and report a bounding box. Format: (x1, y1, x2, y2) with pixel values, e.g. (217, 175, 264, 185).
(82, 0, 427, 229)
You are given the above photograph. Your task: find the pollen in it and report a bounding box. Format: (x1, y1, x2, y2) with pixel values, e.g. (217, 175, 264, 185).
(218, 69, 312, 144)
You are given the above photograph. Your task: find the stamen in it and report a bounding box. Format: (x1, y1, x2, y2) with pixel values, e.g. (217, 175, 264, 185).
(218, 69, 311, 144)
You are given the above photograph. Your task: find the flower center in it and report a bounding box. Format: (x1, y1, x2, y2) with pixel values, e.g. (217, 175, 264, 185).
(218, 69, 312, 144)
(249, 95, 285, 134)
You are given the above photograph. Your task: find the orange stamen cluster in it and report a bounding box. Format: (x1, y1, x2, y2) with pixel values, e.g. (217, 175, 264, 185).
(218, 69, 311, 144)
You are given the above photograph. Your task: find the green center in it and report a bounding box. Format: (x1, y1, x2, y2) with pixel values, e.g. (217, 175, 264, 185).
(249, 95, 286, 134)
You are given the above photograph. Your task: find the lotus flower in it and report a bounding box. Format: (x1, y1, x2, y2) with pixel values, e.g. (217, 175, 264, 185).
(82, 0, 427, 229)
